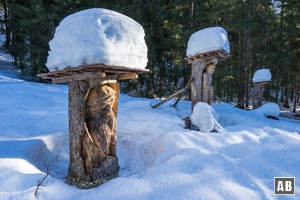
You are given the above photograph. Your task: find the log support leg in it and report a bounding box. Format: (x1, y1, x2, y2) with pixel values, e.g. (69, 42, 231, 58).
(191, 59, 206, 109)
(67, 79, 119, 188)
(253, 84, 265, 109)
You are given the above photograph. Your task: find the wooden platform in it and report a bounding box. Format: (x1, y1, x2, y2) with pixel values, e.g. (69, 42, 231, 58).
(253, 80, 271, 85)
(38, 63, 149, 83)
(185, 49, 230, 64)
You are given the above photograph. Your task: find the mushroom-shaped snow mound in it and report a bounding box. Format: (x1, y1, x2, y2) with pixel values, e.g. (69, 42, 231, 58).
(252, 69, 272, 83)
(46, 8, 148, 71)
(186, 27, 230, 57)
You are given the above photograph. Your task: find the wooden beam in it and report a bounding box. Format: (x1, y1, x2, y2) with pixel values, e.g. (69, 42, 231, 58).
(185, 49, 230, 64)
(88, 75, 118, 88)
(38, 63, 149, 82)
(118, 73, 138, 80)
(51, 71, 106, 83)
(253, 81, 271, 86)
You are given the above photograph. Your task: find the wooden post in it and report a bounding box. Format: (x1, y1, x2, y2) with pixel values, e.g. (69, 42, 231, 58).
(68, 80, 90, 183)
(67, 79, 119, 187)
(190, 58, 217, 109)
(253, 82, 266, 109)
(191, 59, 206, 109)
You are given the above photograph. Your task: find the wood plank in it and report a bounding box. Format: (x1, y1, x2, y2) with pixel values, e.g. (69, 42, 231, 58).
(51, 71, 106, 83)
(253, 81, 271, 85)
(118, 73, 138, 80)
(185, 49, 230, 64)
(88, 76, 118, 88)
(38, 63, 149, 82)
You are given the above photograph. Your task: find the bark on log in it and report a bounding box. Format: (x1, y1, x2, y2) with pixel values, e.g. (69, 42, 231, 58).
(68, 80, 90, 182)
(191, 59, 206, 109)
(253, 84, 265, 109)
(67, 79, 119, 186)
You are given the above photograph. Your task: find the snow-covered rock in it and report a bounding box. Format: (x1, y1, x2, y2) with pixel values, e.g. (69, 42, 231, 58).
(186, 27, 230, 57)
(252, 69, 272, 83)
(46, 8, 148, 71)
(252, 103, 280, 118)
(190, 102, 222, 132)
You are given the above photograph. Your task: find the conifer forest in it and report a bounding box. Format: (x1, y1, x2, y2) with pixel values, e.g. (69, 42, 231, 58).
(0, 0, 299, 108)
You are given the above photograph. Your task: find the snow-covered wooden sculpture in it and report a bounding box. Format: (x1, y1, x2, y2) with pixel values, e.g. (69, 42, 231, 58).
(38, 8, 148, 188)
(252, 69, 272, 109)
(186, 27, 230, 108)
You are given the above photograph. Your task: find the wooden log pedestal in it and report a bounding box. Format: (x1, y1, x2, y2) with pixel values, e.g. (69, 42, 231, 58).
(185, 50, 230, 110)
(38, 64, 148, 188)
(252, 81, 269, 109)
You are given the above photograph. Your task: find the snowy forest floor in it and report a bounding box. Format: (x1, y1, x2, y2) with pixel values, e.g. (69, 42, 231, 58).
(0, 50, 300, 200)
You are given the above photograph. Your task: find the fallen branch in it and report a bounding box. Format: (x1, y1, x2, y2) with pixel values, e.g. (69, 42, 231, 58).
(152, 79, 193, 109)
(34, 151, 60, 198)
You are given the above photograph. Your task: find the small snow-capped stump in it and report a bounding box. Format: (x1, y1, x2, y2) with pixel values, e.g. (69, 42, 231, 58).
(252, 69, 272, 109)
(38, 8, 148, 188)
(190, 102, 223, 132)
(185, 27, 230, 109)
(252, 103, 280, 120)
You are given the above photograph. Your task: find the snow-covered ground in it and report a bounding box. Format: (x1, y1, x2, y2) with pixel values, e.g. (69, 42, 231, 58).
(1, 53, 300, 199)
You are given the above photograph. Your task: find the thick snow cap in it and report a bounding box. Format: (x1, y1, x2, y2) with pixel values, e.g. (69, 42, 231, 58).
(186, 27, 230, 57)
(46, 8, 148, 71)
(252, 69, 272, 83)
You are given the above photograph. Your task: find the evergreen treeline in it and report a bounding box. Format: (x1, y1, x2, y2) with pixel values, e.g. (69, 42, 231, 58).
(0, 0, 299, 108)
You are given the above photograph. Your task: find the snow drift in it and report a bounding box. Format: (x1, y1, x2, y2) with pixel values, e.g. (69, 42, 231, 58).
(46, 8, 148, 71)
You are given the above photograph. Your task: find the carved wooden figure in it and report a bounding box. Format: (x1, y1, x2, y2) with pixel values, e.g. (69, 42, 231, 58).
(39, 64, 148, 187)
(202, 62, 217, 105)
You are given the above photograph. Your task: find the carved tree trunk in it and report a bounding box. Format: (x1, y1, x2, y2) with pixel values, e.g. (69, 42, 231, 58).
(253, 83, 265, 109)
(67, 79, 119, 186)
(202, 68, 215, 105)
(191, 59, 206, 109)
